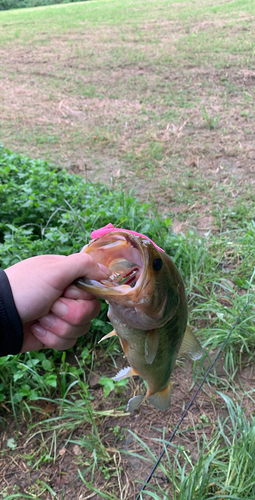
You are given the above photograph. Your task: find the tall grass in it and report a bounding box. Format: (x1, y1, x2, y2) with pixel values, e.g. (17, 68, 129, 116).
(135, 394, 255, 499)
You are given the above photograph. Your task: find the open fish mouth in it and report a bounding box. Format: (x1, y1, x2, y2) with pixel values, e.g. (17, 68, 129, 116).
(76, 232, 146, 295)
(106, 258, 141, 288)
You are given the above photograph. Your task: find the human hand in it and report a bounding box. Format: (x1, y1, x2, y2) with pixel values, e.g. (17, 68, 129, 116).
(4, 253, 110, 353)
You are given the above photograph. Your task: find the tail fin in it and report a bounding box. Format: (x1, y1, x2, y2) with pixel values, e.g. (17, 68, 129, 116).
(147, 381, 172, 411)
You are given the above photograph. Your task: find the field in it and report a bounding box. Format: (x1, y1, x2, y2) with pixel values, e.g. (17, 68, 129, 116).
(0, 0, 255, 498)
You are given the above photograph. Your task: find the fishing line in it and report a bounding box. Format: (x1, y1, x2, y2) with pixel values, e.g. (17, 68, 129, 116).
(135, 296, 252, 500)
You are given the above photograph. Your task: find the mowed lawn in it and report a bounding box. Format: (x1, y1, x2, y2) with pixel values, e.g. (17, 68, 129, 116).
(0, 0, 254, 229)
(1, 1, 255, 499)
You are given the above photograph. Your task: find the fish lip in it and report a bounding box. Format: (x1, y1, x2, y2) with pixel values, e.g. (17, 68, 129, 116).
(80, 231, 149, 295)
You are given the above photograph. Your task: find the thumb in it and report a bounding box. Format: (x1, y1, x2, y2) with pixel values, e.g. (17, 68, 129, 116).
(52, 252, 110, 291)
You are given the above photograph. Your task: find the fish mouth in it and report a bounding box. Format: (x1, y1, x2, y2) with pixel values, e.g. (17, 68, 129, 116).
(76, 232, 147, 297)
(109, 266, 139, 288)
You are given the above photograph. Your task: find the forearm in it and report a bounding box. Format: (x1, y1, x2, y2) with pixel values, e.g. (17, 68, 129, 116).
(0, 269, 23, 356)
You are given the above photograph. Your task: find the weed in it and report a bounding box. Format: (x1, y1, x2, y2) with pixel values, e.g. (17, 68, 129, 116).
(99, 376, 128, 398)
(0, 146, 170, 407)
(202, 106, 220, 130)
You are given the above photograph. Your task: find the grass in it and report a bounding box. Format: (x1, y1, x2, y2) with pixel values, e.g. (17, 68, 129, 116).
(0, 0, 254, 218)
(1, 146, 255, 498)
(134, 394, 255, 499)
(0, 0, 255, 497)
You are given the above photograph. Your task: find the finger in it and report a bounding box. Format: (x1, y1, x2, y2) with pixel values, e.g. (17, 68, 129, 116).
(30, 319, 92, 343)
(51, 297, 101, 325)
(21, 324, 45, 352)
(30, 324, 79, 350)
(50, 253, 111, 291)
(32, 296, 100, 339)
(63, 284, 96, 300)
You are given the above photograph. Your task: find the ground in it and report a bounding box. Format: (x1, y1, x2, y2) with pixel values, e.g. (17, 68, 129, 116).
(0, 0, 255, 498)
(1, 353, 255, 499)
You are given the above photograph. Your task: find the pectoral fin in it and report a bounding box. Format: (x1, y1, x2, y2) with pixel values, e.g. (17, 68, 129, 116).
(113, 366, 136, 381)
(98, 329, 117, 343)
(177, 325, 204, 361)
(147, 381, 172, 411)
(127, 395, 145, 412)
(145, 329, 159, 365)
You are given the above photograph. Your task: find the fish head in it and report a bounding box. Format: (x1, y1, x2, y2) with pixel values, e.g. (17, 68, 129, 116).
(76, 230, 183, 330)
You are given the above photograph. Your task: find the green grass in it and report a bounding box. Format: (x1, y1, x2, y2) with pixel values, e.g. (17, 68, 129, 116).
(0, 0, 254, 205)
(0, 146, 168, 267)
(1, 145, 255, 498)
(135, 394, 255, 499)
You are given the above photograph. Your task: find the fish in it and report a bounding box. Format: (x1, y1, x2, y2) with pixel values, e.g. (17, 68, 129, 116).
(75, 224, 204, 412)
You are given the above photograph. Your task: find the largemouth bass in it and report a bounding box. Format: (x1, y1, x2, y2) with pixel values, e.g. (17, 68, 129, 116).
(76, 224, 204, 412)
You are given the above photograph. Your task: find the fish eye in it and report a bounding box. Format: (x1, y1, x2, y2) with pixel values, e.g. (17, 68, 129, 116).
(153, 258, 163, 272)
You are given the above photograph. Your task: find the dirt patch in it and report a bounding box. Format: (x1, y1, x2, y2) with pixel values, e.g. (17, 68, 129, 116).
(1, 355, 250, 500)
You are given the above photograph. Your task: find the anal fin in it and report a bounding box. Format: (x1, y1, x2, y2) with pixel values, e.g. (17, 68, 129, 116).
(147, 381, 172, 411)
(98, 329, 117, 344)
(127, 395, 145, 412)
(177, 325, 204, 361)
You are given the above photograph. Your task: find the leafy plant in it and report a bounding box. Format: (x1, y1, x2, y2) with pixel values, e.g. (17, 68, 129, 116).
(99, 376, 127, 398)
(0, 0, 89, 11)
(0, 146, 169, 269)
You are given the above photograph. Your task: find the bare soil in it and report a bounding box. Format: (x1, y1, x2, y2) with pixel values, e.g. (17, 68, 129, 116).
(1, 351, 255, 499)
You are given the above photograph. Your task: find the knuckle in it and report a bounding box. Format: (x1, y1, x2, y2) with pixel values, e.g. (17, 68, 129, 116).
(69, 300, 95, 325)
(48, 332, 65, 349)
(50, 337, 62, 350)
(71, 305, 86, 325)
(47, 333, 76, 351)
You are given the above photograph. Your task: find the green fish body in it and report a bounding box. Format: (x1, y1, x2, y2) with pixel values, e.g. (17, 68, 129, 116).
(76, 230, 204, 411)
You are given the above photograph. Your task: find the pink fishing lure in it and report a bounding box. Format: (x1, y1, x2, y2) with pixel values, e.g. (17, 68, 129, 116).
(91, 223, 164, 252)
